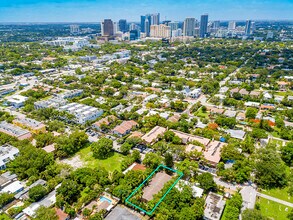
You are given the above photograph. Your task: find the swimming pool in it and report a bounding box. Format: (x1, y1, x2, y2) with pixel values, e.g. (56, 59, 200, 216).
(100, 196, 112, 204)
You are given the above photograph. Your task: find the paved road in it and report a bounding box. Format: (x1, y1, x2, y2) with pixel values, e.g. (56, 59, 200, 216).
(257, 192, 293, 208)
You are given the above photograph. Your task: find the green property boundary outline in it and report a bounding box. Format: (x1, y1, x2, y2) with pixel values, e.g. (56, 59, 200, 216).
(125, 164, 183, 215)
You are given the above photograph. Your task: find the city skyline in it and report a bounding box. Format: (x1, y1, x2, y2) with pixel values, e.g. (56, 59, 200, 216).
(0, 0, 293, 22)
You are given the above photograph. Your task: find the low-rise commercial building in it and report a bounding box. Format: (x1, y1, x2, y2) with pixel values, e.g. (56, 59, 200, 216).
(5, 95, 28, 108)
(13, 117, 46, 134)
(0, 121, 32, 140)
(59, 103, 103, 124)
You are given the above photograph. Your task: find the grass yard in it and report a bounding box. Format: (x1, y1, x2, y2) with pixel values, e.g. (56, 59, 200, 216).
(196, 107, 209, 118)
(269, 138, 285, 148)
(260, 187, 293, 203)
(77, 146, 125, 172)
(258, 197, 292, 220)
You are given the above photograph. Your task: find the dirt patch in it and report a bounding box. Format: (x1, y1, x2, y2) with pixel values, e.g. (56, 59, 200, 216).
(59, 155, 85, 170)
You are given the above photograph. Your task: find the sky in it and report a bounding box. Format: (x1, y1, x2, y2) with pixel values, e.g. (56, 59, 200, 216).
(0, 0, 293, 22)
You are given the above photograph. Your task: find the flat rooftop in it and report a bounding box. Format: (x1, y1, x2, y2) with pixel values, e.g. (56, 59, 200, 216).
(142, 171, 172, 202)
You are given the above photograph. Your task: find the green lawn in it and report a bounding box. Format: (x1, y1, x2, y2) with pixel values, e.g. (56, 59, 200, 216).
(260, 187, 293, 203)
(196, 108, 209, 118)
(258, 197, 292, 220)
(77, 147, 125, 172)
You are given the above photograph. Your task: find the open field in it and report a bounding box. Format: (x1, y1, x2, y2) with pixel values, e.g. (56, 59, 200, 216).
(260, 187, 293, 203)
(77, 146, 125, 172)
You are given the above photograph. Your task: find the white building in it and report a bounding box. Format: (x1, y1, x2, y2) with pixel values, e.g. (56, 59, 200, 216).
(6, 95, 28, 108)
(0, 144, 19, 170)
(59, 103, 103, 124)
(189, 88, 201, 99)
(150, 24, 171, 38)
(204, 193, 226, 220)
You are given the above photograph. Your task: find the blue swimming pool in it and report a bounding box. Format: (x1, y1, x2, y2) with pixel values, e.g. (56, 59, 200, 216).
(100, 196, 112, 204)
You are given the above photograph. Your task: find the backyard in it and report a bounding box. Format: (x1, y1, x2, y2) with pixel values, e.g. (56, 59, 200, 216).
(257, 197, 292, 220)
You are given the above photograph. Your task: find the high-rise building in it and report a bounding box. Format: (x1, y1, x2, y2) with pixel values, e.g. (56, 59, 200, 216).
(129, 23, 138, 31)
(145, 19, 150, 37)
(70, 25, 80, 35)
(101, 19, 114, 36)
(200, 14, 209, 38)
(151, 13, 160, 25)
(140, 16, 146, 33)
(183, 18, 195, 36)
(130, 30, 140, 41)
(113, 22, 119, 35)
(141, 13, 160, 35)
(250, 21, 255, 34)
(213, 21, 220, 30)
(118, 19, 127, 33)
(172, 28, 182, 37)
(228, 21, 236, 30)
(169, 22, 179, 31)
(150, 24, 171, 38)
(162, 20, 171, 25)
(245, 20, 252, 35)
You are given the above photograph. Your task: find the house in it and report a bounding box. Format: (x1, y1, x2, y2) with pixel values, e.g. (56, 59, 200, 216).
(170, 129, 210, 146)
(1, 180, 24, 194)
(203, 141, 226, 166)
(141, 126, 167, 145)
(13, 117, 46, 134)
(0, 121, 32, 140)
(210, 107, 225, 115)
(204, 192, 226, 220)
(105, 205, 141, 220)
(142, 171, 172, 202)
(240, 186, 256, 211)
(123, 162, 146, 174)
(82, 192, 119, 217)
(0, 172, 17, 190)
(185, 144, 203, 154)
(5, 95, 28, 108)
(92, 115, 117, 131)
(55, 208, 69, 220)
(229, 87, 240, 96)
(189, 88, 201, 99)
(176, 180, 204, 198)
(263, 92, 272, 100)
(277, 81, 289, 91)
(225, 129, 246, 140)
(249, 91, 261, 98)
(15, 179, 47, 200)
(239, 88, 249, 96)
(219, 86, 229, 94)
(42, 144, 55, 153)
(260, 104, 275, 110)
(223, 110, 237, 118)
(143, 94, 158, 104)
(236, 112, 246, 121)
(174, 129, 208, 145)
(23, 187, 58, 217)
(0, 144, 19, 170)
(274, 95, 284, 103)
(168, 114, 180, 123)
(112, 120, 138, 137)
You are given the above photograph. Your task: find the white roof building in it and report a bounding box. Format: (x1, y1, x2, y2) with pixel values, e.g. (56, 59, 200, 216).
(6, 95, 28, 108)
(0, 144, 19, 170)
(1, 180, 24, 194)
(59, 103, 103, 124)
